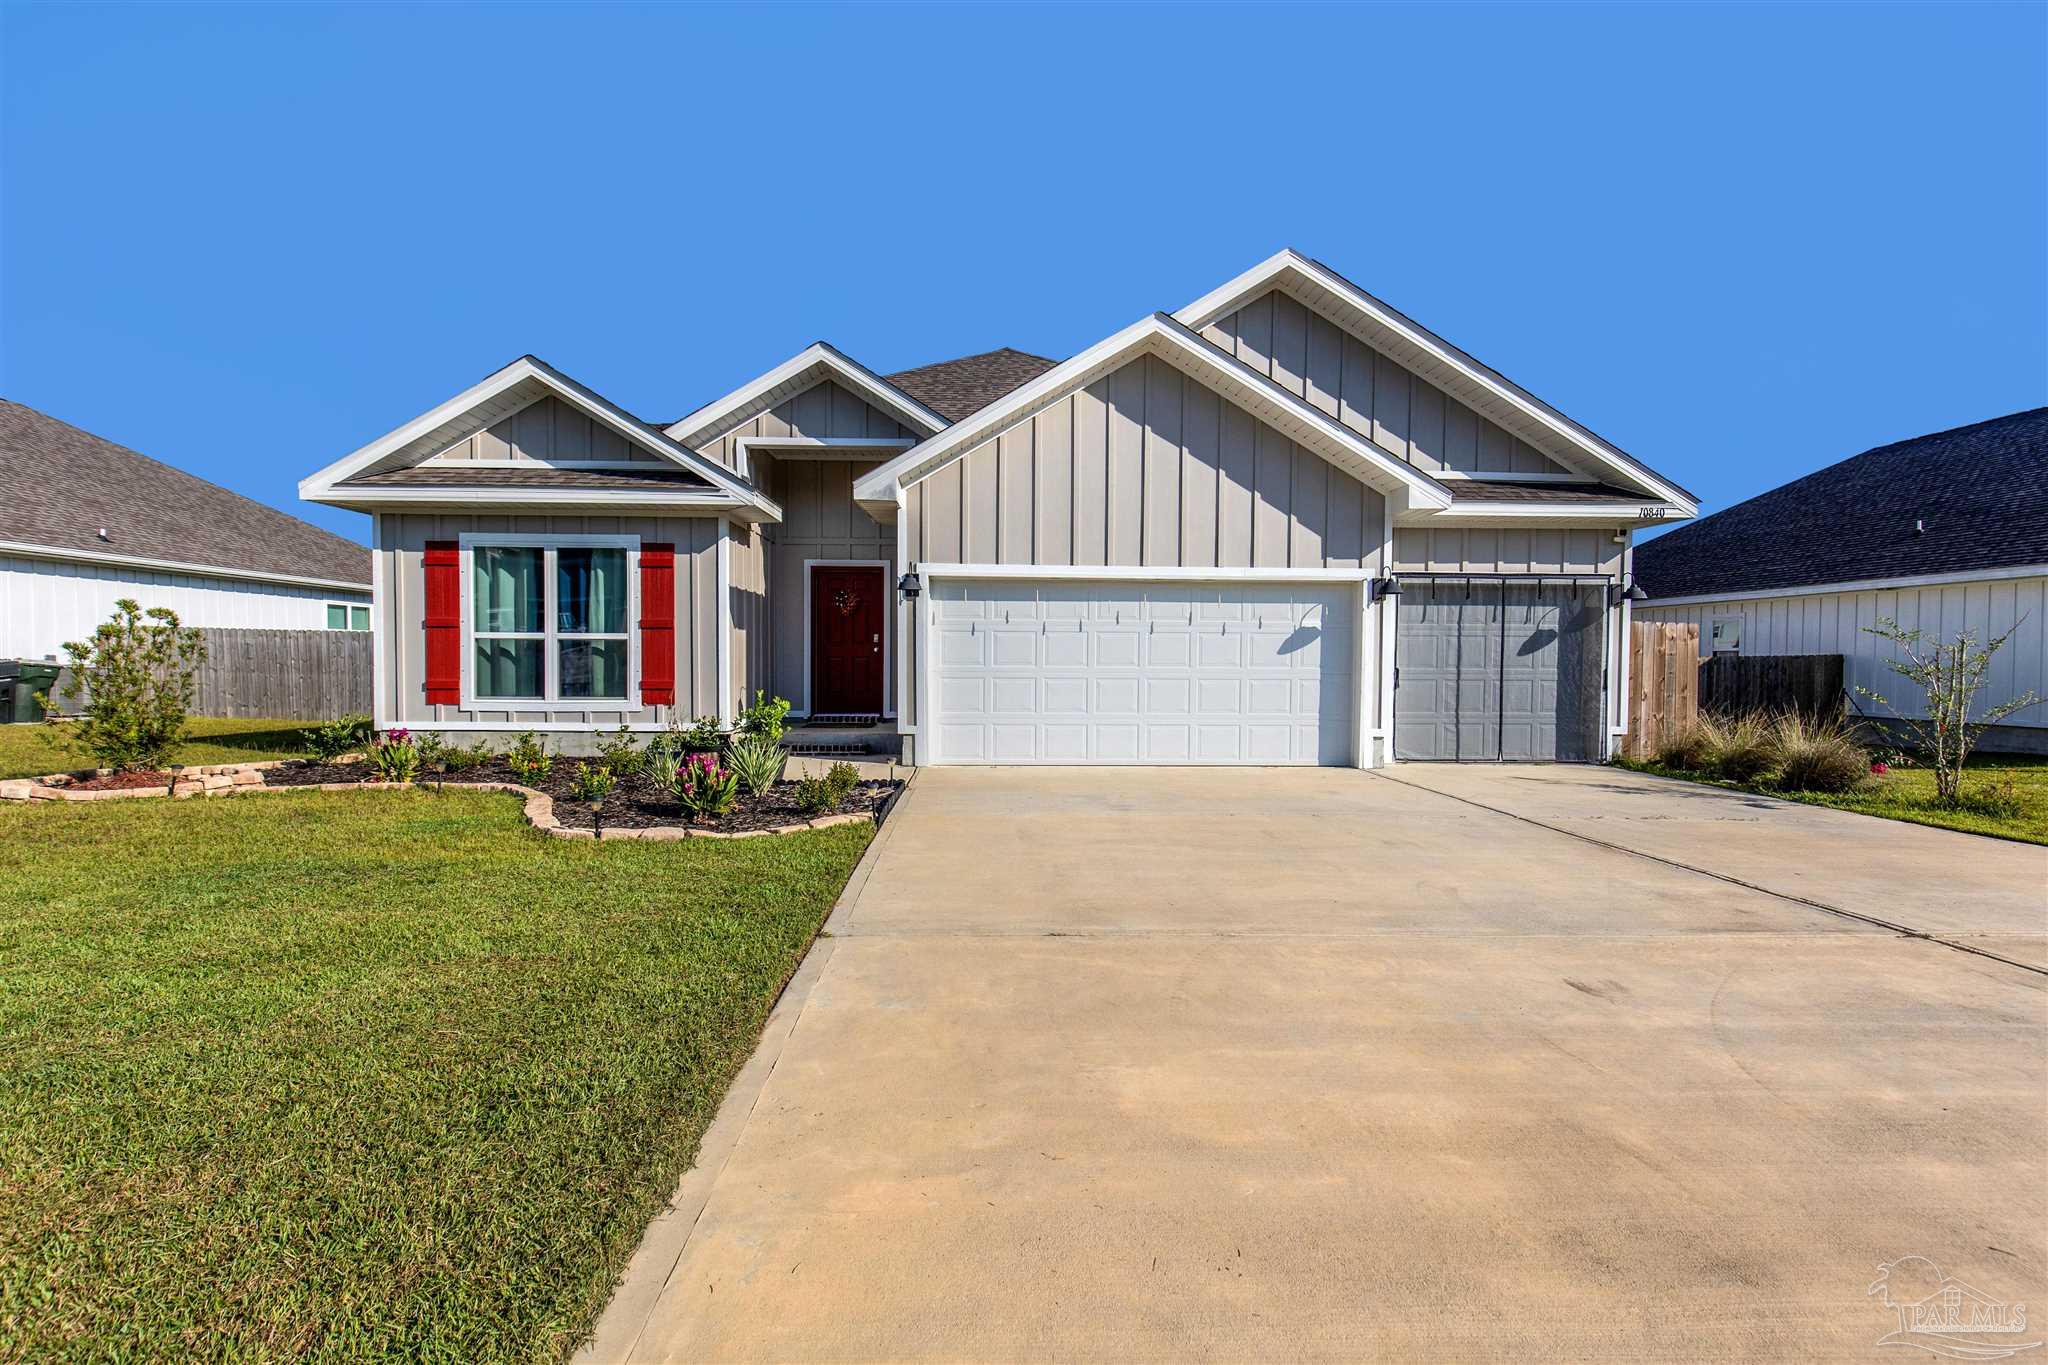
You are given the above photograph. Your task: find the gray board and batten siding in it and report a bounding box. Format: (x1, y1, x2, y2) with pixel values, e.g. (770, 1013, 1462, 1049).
(374, 513, 722, 728)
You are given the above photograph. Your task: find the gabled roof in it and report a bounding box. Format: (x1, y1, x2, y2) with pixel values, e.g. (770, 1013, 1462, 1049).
(1176, 249, 1697, 511)
(301, 356, 780, 521)
(853, 313, 1456, 515)
(885, 348, 1060, 421)
(1635, 407, 2048, 601)
(663, 342, 948, 451)
(1, 398, 370, 588)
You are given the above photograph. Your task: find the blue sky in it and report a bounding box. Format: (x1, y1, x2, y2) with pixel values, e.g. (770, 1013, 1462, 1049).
(4, 1, 2043, 546)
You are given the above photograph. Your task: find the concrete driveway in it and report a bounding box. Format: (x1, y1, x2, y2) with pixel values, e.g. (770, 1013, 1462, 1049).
(589, 765, 2048, 1362)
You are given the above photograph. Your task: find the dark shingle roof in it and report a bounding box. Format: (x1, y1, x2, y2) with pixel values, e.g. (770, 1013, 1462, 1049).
(0, 398, 370, 585)
(1448, 479, 1654, 505)
(885, 348, 1060, 422)
(1634, 407, 2048, 600)
(340, 465, 712, 491)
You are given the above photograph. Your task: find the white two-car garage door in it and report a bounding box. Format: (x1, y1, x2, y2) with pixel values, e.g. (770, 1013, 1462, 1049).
(932, 579, 1357, 765)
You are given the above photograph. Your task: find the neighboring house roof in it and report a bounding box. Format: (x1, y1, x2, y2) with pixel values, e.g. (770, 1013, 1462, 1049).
(1634, 407, 2048, 601)
(302, 356, 781, 522)
(884, 348, 1061, 422)
(341, 466, 713, 491)
(1, 397, 371, 588)
(1448, 480, 1657, 505)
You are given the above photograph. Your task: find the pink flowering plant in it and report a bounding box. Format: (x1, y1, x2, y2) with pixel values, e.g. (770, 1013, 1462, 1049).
(366, 727, 421, 783)
(674, 751, 739, 822)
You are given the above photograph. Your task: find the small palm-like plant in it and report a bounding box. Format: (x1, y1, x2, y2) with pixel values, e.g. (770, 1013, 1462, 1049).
(725, 733, 785, 796)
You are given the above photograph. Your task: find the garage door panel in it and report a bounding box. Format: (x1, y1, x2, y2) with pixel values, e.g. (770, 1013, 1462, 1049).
(935, 579, 1355, 765)
(1395, 582, 1606, 763)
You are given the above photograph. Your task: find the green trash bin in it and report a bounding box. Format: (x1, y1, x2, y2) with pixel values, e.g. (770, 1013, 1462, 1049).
(1, 661, 61, 723)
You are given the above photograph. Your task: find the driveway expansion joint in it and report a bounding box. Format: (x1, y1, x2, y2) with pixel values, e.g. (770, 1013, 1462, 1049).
(1375, 770, 2048, 979)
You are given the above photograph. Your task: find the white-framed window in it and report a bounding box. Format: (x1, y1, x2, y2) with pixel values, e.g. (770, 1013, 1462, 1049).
(1709, 615, 1743, 655)
(327, 603, 370, 631)
(460, 533, 638, 707)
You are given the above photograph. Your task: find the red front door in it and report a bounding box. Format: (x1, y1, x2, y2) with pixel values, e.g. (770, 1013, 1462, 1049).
(811, 565, 885, 714)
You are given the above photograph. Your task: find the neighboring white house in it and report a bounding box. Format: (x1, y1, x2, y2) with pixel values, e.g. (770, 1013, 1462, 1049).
(2, 399, 371, 661)
(1635, 408, 2048, 753)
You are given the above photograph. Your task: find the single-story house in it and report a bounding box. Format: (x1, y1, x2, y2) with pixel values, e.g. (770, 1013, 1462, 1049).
(1635, 407, 2048, 752)
(300, 249, 1697, 765)
(2, 399, 372, 661)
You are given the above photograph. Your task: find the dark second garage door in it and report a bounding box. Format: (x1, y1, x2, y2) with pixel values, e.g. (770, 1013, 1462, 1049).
(1394, 580, 1607, 762)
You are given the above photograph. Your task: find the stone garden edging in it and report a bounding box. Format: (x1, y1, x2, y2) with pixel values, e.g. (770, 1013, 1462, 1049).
(0, 758, 883, 840)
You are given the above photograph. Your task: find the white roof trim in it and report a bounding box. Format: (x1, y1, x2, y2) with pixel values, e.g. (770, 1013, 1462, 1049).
(729, 435, 915, 480)
(851, 313, 1455, 513)
(663, 342, 949, 451)
(304, 486, 779, 520)
(1175, 249, 1697, 514)
(300, 356, 776, 518)
(1641, 561, 2048, 608)
(1397, 502, 1688, 524)
(0, 538, 370, 594)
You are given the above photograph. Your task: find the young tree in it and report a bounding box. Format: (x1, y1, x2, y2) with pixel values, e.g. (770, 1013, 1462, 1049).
(37, 599, 207, 772)
(1857, 616, 2040, 805)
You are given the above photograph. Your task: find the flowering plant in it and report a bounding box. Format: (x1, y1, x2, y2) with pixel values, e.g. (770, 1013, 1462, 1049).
(674, 751, 739, 822)
(367, 728, 421, 782)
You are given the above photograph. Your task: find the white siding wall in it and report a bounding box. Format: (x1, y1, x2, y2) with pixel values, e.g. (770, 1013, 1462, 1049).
(1638, 573, 2048, 730)
(2, 553, 366, 660)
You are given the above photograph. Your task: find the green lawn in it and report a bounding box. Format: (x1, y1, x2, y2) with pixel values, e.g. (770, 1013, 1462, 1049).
(0, 789, 871, 1360)
(1616, 752, 2048, 845)
(0, 716, 331, 778)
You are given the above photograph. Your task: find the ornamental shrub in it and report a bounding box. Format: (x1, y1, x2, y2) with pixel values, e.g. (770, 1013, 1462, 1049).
(366, 728, 421, 783)
(571, 760, 617, 804)
(305, 713, 372, 761)
(674, 751, 739, 821)
(737, 691, 793, 743)
(39, 598, 205, 772)
(507, 731, 553, 785)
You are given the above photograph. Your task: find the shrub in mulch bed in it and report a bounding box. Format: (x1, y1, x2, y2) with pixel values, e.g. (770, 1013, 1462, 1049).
(263, 756, 894, 833)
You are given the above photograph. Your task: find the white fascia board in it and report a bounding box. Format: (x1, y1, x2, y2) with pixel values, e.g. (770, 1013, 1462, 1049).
(1174, 249, 1698, 515)
(1642, 562, 2048, 608)
(664, 343, 949, 451)
(729, 435, 914, 479)
(853, 314, 1454, 511)
(916, 563, 1374, 582)
(308, 486, 780, 517)
(301, 356, 776, 518)
(1398, 501, 1690, 523)
(0, 538, 371, 594)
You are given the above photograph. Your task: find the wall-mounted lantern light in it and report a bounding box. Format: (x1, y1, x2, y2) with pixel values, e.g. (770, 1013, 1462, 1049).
(896, 571, 923, 600)
(1609, 578, 1649, 607)
(1369, 573, 1403, 603)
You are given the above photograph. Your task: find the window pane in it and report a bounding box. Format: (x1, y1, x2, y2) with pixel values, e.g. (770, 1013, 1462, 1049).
(351, 606, 370, 631)
(559, 639, 627, 700)
(557, 548, 626, 635)
(474, 639, 544, 699)
(326, 604, 347, 630)
(473, 547, 543, 634)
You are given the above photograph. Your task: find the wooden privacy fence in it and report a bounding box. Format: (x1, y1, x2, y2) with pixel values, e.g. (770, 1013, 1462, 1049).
(1699, 653, 1845, 719)
(1624, 621, 1699, 759)
(192, 627, 371, 719)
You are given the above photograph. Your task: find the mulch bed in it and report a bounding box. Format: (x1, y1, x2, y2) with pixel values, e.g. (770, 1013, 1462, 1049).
(61, 770, 177, 792)
(262, 756, 894, 833)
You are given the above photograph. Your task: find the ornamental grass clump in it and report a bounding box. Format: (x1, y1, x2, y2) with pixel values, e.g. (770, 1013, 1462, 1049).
(1768, 712, 1869, 794)
(675, 752, 739, 822)
(1701, 712, 1775, 784)
(366, 729, 421, 783)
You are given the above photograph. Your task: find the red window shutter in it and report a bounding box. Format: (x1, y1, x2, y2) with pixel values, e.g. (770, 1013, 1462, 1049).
(639, 543, 676, 706)
(422, 540, 461, 705)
